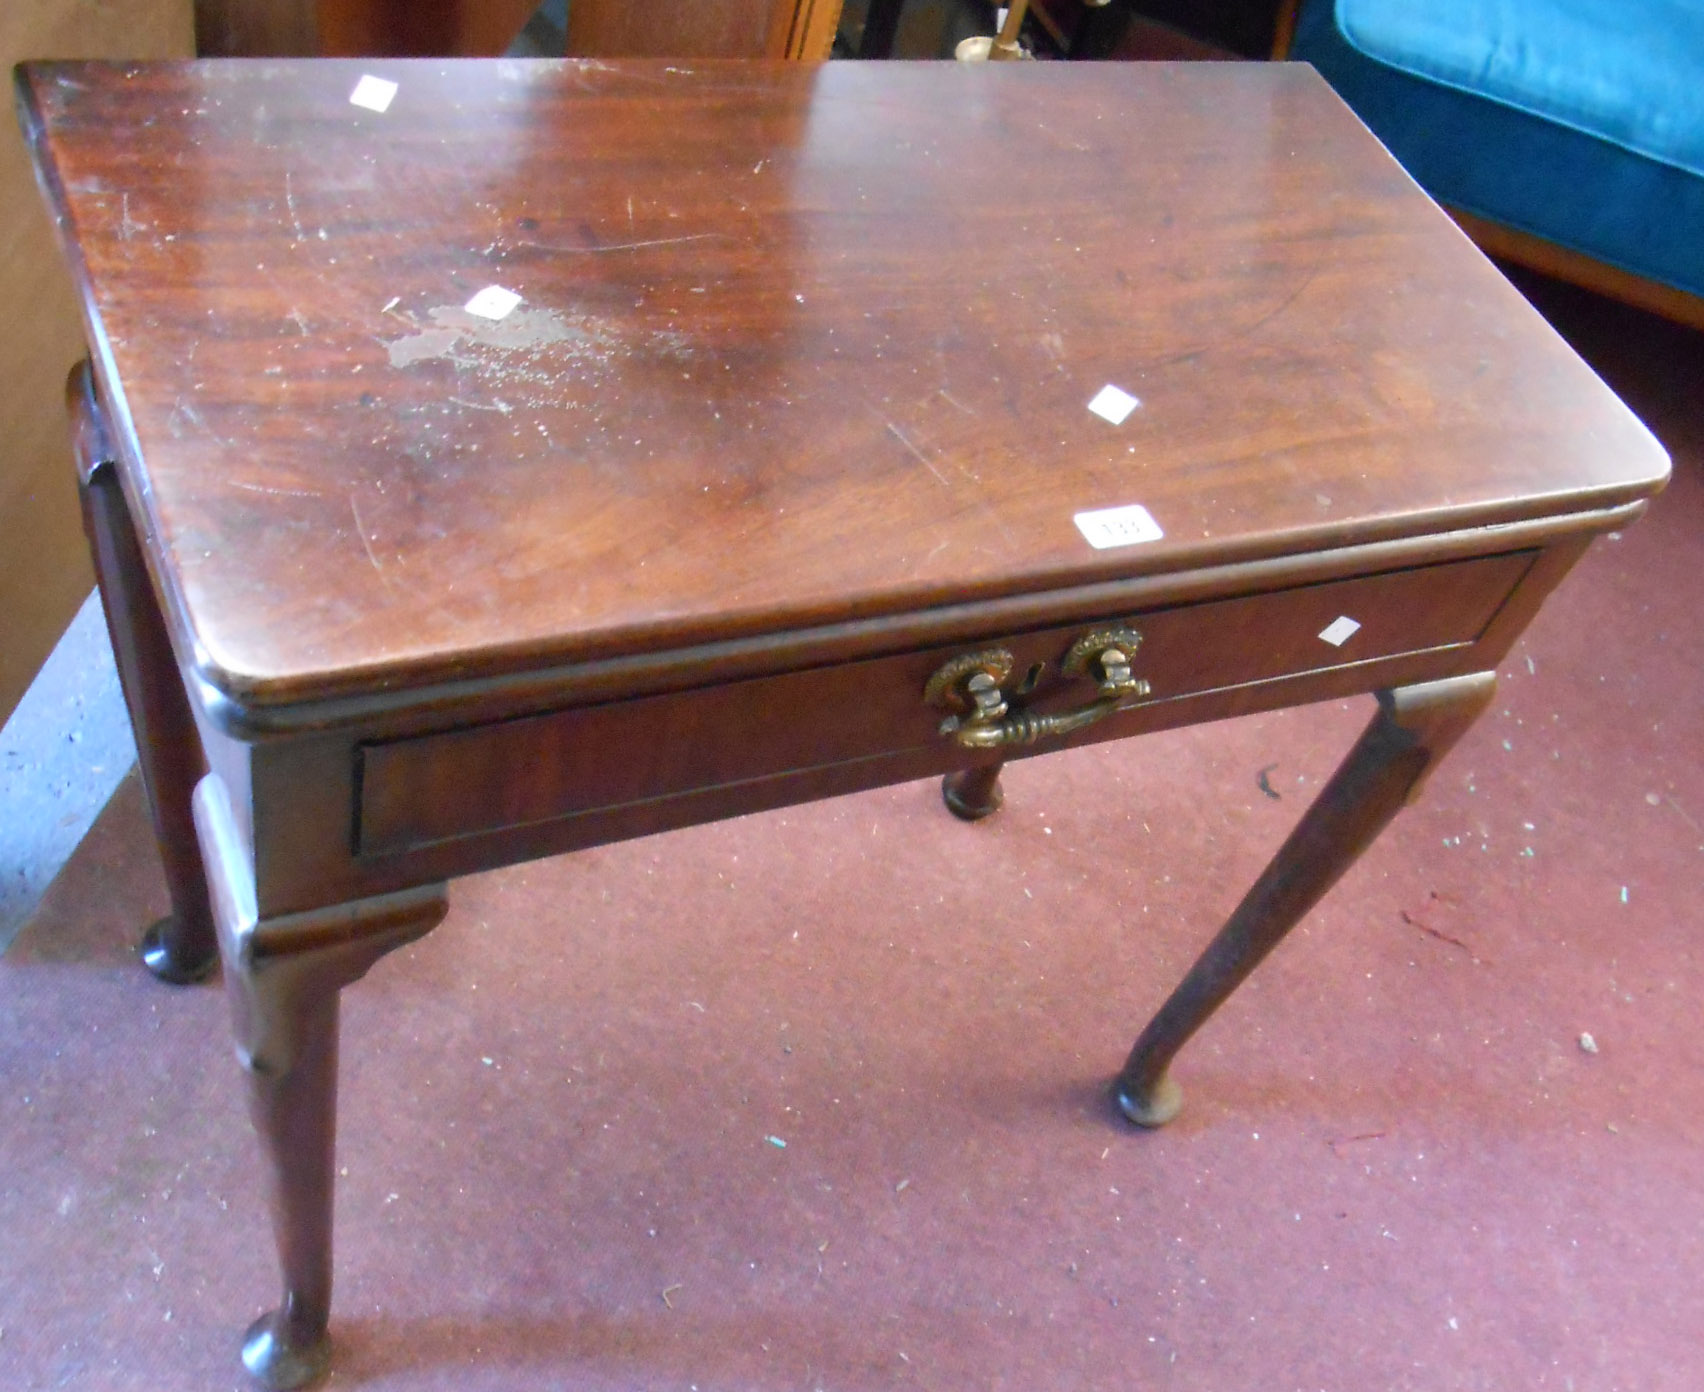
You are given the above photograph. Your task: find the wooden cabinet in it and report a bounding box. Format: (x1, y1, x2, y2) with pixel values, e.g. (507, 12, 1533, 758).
(569, 0, 842, 59)
(193, 0, 843, 58)
(193, 0, 540, 56)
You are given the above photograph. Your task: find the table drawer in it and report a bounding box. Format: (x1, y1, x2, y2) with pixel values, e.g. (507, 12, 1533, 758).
(358, 550, 1533, 856)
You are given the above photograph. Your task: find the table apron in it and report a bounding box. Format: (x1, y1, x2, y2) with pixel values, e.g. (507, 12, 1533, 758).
(356, 549, 1531, 858)
(193, 545, 1548, 916)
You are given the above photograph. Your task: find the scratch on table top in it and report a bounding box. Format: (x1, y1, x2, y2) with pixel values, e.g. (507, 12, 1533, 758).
(168, 397, 228, 447)
(348, 494, 394, 590)
(1664, 795, 1702, 837)
(119, 193, 145, 242)
(512, 233, 726, 255)
(1222, 258, 1323, 347)
(284, 171, 305, 244)
(569, 59, 676, 90)
(228, 479, 323, 499)
(886, 422, 949, 488)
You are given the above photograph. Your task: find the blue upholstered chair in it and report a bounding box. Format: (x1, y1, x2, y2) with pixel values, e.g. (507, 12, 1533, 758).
(1285, 0, 1704, 329)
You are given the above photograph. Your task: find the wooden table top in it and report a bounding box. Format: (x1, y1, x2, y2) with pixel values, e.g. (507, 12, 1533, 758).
(18, 59, 1668, 712)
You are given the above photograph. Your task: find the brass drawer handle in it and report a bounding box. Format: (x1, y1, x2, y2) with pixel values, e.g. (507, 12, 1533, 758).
(926, 627, 1151, 750)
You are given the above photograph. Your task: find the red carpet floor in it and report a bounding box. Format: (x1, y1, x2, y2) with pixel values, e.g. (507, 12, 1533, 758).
(3, 272, 1700, 1390)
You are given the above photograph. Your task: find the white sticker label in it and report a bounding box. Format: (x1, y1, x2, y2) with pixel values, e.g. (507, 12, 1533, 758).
(349, 75, 399, 113)
(464, 285, 523, 320)
(1318, 616, 1362, 647)
(1074, 503, 1164, 550)
(1087, 384, 1141, 425)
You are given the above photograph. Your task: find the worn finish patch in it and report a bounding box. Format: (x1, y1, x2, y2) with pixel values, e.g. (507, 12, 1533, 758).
(383, 304, 579, 369)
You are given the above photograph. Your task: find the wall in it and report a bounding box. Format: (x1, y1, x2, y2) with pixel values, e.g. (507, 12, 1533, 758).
(1, 0, 195, 726)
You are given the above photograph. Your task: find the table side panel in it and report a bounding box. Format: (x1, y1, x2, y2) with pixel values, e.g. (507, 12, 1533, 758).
(358, 550, 1533, 857)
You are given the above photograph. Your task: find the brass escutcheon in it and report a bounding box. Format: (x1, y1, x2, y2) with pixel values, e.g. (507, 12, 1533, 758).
(921, 648, 1015, 712)
(926, 626, 1151, 750)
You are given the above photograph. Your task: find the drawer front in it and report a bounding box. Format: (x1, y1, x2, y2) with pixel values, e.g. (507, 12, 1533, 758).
(359, 550, 1533, 856)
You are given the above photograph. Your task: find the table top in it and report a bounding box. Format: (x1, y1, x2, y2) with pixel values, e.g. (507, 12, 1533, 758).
(18, 58, 1669, 712)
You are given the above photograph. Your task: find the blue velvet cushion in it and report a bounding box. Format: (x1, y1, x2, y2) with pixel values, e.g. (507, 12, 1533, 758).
(1290, 0, 1704, 298)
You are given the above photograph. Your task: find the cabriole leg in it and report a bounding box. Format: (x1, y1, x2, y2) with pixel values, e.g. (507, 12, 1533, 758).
(66, 360, 217, 982)
(193, 774, 447, 1389)
(1117, 673, 1497, 1127)
(942, 761, 1006, 821)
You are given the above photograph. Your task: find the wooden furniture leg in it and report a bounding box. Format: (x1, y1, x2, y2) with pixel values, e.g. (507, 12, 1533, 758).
(942, 762, 1005, 821)
(1116, 672, 1497, 1126)
(857, 0, 905, 56)
(193, 775, 447, 1390)
(66, 361, 218, 983)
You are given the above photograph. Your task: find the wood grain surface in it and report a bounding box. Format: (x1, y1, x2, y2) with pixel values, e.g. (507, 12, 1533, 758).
(16, 59, 1669, 713)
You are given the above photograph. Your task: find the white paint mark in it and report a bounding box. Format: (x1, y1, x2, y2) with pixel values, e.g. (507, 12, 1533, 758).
(1087, 383, 1140, 425)
(1074, 503, 1163, 549)
(464, 285, 522, 320)
(349, 75, 398, 113)
(381, 296, 401, 314)
(1318, 616, 1362, 648)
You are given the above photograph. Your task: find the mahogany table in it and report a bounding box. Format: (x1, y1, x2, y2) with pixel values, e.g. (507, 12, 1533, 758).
(17, 57, 1669, 1389)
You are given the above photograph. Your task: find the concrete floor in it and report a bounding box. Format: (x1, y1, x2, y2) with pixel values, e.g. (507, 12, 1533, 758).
(0, 591, 135, 955)
(1, 271, 1699, 1391)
